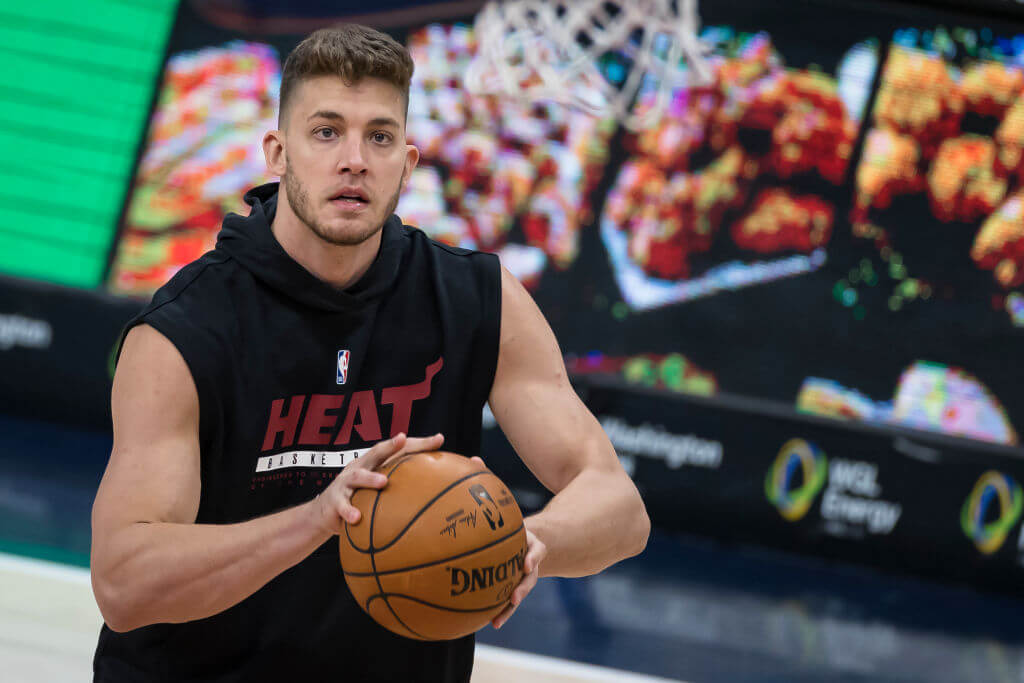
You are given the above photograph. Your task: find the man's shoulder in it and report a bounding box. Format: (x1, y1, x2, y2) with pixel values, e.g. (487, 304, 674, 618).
(398, 225, 502, 339)
(123, 250, 241, 382)
(401, 223, 493, 260)
(403, 225, 501, 295)
(128, 250, 244, 356)
(145, 250, 237, 317)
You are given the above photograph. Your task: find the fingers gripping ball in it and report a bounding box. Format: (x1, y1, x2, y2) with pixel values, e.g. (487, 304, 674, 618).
(339, 451, 527, 641)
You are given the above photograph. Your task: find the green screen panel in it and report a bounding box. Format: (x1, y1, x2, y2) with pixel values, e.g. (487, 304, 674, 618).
(0, 192, 121, 250)
(0, 231, 107, 288)
(0, 1, 178, 288)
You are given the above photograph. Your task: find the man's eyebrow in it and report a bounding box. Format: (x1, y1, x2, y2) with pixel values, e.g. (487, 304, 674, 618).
(305, 111, 400, 129)
(367, 117, 401, 129)
(307, 110, 343, 122)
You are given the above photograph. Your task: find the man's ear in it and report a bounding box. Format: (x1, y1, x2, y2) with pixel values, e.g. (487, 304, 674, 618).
(402, 144, 420, 190)
(263, 129, 287, 177)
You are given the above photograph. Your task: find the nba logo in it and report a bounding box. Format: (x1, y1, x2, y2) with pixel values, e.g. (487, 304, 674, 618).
(337, 350, 350, 385)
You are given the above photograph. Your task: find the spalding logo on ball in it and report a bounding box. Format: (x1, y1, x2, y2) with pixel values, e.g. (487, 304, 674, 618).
(339, 451, 527, 641)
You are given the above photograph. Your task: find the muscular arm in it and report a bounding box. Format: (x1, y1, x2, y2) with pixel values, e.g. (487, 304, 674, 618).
(90, 325, 332, 631)
(489, 267, 649, 578)
(91, 325, 434, 632)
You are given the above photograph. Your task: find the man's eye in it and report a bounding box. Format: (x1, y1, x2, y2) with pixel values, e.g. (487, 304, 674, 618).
(372, 132, 391, 144)
(316, 128, 335, 139)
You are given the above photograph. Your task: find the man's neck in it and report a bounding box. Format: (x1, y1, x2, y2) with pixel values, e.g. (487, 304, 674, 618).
(271, 196, 383, 291)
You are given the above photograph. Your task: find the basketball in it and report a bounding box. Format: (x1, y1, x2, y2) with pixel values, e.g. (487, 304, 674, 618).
(339, 451, 528, 641)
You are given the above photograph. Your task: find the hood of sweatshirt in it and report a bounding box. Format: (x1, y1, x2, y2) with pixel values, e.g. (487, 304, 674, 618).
(215, 182, 405, 312)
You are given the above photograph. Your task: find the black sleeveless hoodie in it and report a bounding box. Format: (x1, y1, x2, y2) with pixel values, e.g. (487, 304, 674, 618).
(94, 183, 501, 683)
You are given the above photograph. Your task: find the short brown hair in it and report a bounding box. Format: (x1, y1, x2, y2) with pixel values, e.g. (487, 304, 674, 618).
(278, 24, 415, 126)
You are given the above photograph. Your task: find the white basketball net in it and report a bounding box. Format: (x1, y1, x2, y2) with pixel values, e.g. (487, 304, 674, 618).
(465, 0, 713, 130)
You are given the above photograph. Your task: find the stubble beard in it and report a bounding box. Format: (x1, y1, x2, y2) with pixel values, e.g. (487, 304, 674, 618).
(283, 170, 403, 247)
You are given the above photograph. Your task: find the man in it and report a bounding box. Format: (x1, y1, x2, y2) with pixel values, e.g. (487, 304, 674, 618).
(91, 24, 648, 682)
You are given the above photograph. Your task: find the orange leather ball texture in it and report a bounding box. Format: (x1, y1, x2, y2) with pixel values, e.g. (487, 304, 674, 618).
(339, 451, 527, 641)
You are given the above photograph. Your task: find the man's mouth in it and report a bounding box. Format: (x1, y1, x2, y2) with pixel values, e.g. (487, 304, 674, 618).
(330, 188, 369, 206)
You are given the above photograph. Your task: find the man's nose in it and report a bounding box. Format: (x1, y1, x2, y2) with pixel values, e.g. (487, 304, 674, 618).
(336, 134, 368, 175)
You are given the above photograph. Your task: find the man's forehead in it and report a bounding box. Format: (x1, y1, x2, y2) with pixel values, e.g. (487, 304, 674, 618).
(292, 75, 404, 119)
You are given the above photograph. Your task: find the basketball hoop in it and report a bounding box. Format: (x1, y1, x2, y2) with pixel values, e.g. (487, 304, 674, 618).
(464, 0, 713, 131)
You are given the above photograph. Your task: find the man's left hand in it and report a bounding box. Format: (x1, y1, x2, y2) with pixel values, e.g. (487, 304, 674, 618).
(491, 525, 547, 630)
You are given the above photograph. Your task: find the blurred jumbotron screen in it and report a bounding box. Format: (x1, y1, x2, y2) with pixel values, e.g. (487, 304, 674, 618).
(13, 0, 1016, 448)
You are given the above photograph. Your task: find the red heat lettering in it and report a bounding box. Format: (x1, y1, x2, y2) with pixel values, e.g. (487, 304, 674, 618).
(298, 394, 345, 445)
(261, 395, 306, 451)
(382, 358, 444, 436)
(334, 390, 382, 444)
(260, 357, 445, 451)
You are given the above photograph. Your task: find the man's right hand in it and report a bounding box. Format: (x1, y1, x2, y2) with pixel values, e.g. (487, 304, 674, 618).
(312, 432, 445, 534)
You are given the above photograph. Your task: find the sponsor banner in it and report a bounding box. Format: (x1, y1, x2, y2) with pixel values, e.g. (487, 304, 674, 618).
(0, 275, 143, 430)
(483, 379, 1024, 593)
(0, 314, 52, 351)
(599, 415, 723, 474)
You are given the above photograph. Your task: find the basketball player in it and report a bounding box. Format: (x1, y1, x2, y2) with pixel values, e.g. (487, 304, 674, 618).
(90, 24, 649, 682)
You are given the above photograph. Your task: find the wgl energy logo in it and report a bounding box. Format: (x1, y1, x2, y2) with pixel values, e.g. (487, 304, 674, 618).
(767, 439, 902, 534)
(962, 471, 1023, 555)
(765, 439, 828, 521)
